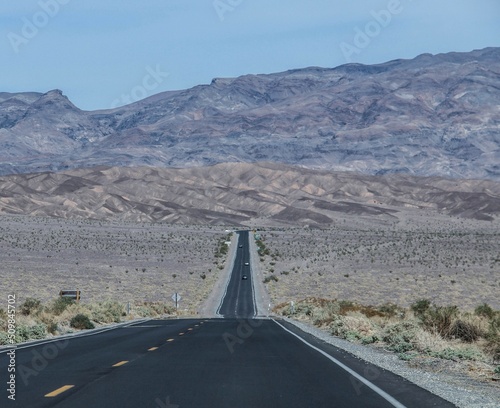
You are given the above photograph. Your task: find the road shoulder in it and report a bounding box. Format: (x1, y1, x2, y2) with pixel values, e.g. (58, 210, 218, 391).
(280, 317, 499, 408)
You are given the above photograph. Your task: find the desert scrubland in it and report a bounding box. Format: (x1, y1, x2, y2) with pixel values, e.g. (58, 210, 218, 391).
(0, 215, 231, 313)
(255, 211, 500, 310)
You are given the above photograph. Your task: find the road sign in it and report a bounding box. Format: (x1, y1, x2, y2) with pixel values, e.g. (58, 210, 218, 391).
(60, 290, 80, 302)
(172, 293, 181, 311)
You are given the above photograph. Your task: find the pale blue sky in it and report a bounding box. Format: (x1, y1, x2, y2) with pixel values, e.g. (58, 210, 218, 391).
(1, 0, 498, 110)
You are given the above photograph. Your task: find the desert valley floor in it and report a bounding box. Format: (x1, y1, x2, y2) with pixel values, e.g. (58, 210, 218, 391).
(1, 209, 499, 312)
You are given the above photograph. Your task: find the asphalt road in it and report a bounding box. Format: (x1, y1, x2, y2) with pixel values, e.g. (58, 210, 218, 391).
(0, 230, 456, 407)
(217, 230, 255, 318)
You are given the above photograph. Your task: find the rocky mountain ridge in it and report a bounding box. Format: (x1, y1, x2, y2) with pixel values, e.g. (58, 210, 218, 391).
(1, 47, 499, 179)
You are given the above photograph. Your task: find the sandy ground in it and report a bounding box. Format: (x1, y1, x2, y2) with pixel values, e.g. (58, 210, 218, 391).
(0, 215, 231, 314)
(1, 209, 499, 316)
(256, 210, 500, 310)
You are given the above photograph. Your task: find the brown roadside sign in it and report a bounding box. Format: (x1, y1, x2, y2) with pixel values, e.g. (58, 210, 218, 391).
(59, 290, 81, 302)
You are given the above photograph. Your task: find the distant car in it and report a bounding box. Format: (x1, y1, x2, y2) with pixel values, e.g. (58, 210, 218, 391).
(239, 245, 243, 248)
(244, 262, 249, 266)
(242, 275, 248, 280)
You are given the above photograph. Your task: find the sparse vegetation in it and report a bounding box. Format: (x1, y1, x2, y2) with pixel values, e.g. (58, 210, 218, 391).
(275, 297, 500, 378)
(0, 298, 178, 345)
(52, 297, 75, 315)
(20, 298, 42, 316)
(254, 221, 500, 309)
(0, 216, 232, 313)
(70, 314, 95, 330)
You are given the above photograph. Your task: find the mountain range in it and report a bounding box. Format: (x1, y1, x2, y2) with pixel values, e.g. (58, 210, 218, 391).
(1, 47, 499, 179)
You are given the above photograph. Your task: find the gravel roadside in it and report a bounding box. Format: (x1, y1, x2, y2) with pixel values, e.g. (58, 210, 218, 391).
(282, 317, 500, 408)
(249, 231, 273, 317)
(199, 231, 499, 407)
(198, 232, 238, 317)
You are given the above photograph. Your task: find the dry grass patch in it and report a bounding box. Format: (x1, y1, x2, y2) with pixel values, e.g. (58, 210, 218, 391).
(0, 297, 178, 345)
(275, 298, 500, 380)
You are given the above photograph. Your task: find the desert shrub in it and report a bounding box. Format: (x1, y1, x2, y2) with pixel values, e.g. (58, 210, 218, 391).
(378, 303, 401, 318)
(20, 298, 41, 316)
(47, 321, 58, 335)
(135, 306, 152, 317)
(382, 321, 419, 353)
(16, 324, 47, 342)
(430, 347, 483, 361)
(137, 302, 175, 317)
(263, 275, 278, 283)
(338, 300, 355, 315)
(447, 320, 482, 342)
(150, 303, 175, 315)
(411, 299, 431, 316)
(70, 314, 95, 330)
(0, 332, 9, 345)
(495, 366, 500, 375)
(398, 352, 418, 361)
(330, 315, 376, 340)
(475, 303, 495, 319)
(486, 336, 500, 362)
(91, 301, 124, 323)
(485, 316, 500, 361)
(336, 301, 385, 318)
(52, 297, 75, 316)
(361, 335, 379, 345)
(420, 305, 458, 337)
(312, 301, 342, 326)
(330, 317, 349, 338)
(295, 304, 313, 316)
(413, 329, 450, 354)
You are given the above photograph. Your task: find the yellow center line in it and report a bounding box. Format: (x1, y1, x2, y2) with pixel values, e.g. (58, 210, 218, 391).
(112, 361, 129, 367)
(45, 385, 75, 398)
(148, 347, 158, 351)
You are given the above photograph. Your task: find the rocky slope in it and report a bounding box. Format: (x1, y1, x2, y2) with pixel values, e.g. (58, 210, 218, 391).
(1, 163, 499, 224)
(1, 47, 499, 179)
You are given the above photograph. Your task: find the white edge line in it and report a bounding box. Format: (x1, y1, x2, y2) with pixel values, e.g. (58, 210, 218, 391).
(250, 262, 257, 318)
(0, 318, 152, 354)
(272, 319, 407, 408)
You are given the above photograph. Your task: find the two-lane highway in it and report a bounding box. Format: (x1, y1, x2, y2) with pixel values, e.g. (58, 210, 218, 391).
(0, 230, 457, 407)
(1, 318, 455, 407)
(217, 231, 255, 318)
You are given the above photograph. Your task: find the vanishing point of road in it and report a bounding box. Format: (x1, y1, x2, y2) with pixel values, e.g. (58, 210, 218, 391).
(1, 231, 455, 407)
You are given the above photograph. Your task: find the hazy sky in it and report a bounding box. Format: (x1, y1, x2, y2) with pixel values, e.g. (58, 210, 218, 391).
(1, 0, 498, 110)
